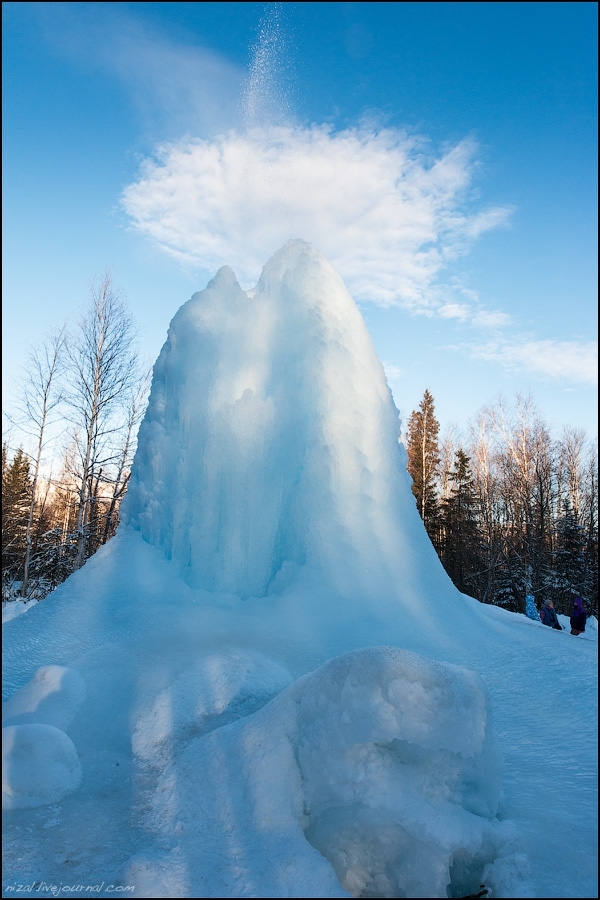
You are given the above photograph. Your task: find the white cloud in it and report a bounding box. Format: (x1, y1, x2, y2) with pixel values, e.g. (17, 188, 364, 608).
(383, 362, 404, 382)
(470, 339, 598, 386)
(121, 125, 512, 315)
(464, 206, 514, 240)
(471, 310, 513, 329)
(437, 303, 471, 320)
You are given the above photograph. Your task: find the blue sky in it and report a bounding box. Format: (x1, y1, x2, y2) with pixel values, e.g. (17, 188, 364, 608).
(2, 1, 598, 439)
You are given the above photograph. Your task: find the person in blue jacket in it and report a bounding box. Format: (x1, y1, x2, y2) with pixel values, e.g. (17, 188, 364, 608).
(540, 599, 562, 630)
(570, 597, 587, 635)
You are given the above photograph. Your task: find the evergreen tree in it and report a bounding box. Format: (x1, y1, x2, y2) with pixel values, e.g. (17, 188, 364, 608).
(439, 449, 482, 595)
(545, 505, 589, 612)
(2, 447, 33, 596)
(405, 389, 440, 544)
(525, 593, 541, 621)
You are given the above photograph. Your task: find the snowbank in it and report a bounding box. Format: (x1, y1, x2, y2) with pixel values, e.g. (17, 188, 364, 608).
(129, 647, 504, 899)
(2, 598, 38, 624)
(2, 723, 82, 809)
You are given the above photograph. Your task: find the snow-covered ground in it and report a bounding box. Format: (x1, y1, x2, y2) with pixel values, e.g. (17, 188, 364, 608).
(2, 597, 38, 625)
(3, 242, 597, 898)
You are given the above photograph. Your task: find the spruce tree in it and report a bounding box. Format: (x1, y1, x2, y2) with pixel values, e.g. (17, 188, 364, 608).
(440, 449, 482, 595)
(545, 505, 588, 612)
(2, 448, 33, 596)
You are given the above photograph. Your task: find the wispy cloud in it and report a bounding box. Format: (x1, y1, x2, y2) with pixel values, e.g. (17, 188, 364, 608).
(468, 338, 598, 386)
(437, 303, 471, 320)
(122, 125, 512, 316)
(27, 3, 246, 138)
(107, 30, 245, 138)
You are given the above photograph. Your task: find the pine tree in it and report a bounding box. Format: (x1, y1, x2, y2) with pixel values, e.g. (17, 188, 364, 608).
(405, 389, 440, 544)
(545, 504, 589, 612)
(439, 449, 482, 595)
(2, 448, 33, 597)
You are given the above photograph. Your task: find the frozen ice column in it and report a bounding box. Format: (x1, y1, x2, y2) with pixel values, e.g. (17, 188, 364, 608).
(122, 240, 444, 599)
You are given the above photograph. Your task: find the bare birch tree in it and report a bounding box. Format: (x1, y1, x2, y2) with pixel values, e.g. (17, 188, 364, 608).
(12, 329, 66, 597)
(467, 405, 500, 603)
(558, 426, 587, 519)
(67, 272, 140, 570)
(101, 367, 151, 545)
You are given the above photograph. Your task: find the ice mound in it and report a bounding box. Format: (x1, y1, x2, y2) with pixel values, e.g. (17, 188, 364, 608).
(2, 723, 82, 809)
(139, 647, 502, 898)
(2, 667, 85, 811)
(122, 239, 445, 601)
(2, 665, 85, 730)
(132, 649, 292, 765)
(298, 649, 502, 898)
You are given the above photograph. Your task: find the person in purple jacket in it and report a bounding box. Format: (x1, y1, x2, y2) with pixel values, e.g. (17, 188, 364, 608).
(570, 597, 587, 635)
(540, 599, 562, 630)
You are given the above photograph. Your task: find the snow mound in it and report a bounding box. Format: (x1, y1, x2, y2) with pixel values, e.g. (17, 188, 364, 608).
(582, 614, 598, 640)
(2, 665, 85, 730)
(132, 649, 292, 765)
(296, 648, 502, 898)
(2, 723, 82, 809)
(139, 647, 503, 899)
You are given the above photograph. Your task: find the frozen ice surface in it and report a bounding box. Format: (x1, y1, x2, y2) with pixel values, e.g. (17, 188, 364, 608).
(2, 242, 597, 898)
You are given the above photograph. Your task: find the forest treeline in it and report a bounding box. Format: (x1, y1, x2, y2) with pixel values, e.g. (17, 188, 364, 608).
(2, 273, 148, 602)
(405, 389, 597, 617)
(2, 279, 598, 617)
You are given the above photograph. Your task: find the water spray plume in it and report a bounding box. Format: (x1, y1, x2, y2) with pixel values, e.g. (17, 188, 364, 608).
(243, 3, 293, 130)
